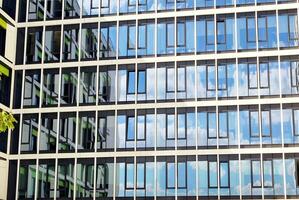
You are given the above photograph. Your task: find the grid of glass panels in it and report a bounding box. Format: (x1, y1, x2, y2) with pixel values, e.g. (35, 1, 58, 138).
(14, 153, 299, 199)
(7, 0, 299, 199)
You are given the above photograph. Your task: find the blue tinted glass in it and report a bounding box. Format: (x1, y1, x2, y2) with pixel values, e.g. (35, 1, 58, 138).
(127, 71, 135, 94)
(220, 162, 229, 187)
(127, 117, 135, 140)
(252, 161, 261, 187)
(167, 162, 175, 188)
(178, 162, 186, 188)
(217, 21, 226, 44)
(138, 71, 145, 94)
(209, 162, 217, 187)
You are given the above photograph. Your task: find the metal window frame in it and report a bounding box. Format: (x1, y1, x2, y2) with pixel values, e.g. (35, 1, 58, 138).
(261, 109, 272, 138)
(177, 161, 187, 189)
(166, 66, 175, 93)
(292, 109, 299, 136)
(207, 112, 217, 139)
(246, 16, 256, 43)
(207, 65, 216, 91)
(216, 19, 226, 45)
(290, 61, 299, 88)
(137, 70, 146, 94)
(217, 64, 228, 91)
(125, 162, 135, 190)
(262, 159, 274, 188)
(258, 16, 268, 43)
(251, 159, 262, 188)
(127, 70, 136, 95)
(126, 115, 135, 142)
(177, 20, 186, 48)
(219, 161, 230, 188)
(166, 113, 175, 140)
(177, 66, 186, 92)
(166, 161, 175, 189)
(287, 14, 298, 41)
(177, 112, 187, 140)
(136, 162, 146, 189)
(259, 62, 270, 89)
(248, 63, 258, 89)
(249, 110, 260, 138)
(205, 19, 215, 46)
(218, 111, 228, 139)
(137, 114, 146, 141)
(166, 22, 175, 48)
(208, 161, 218, 188)
(127, 24, 136, 50)
(138, 23, 147, 50)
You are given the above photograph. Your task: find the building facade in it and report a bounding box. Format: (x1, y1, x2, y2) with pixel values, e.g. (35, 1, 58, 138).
(0, 0, 299, 199)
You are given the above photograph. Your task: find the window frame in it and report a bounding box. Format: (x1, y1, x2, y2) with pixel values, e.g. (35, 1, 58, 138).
(218, 111, 228, 138)
(125, 162, 135, 190)
(166, 113, 175, 140)
(177, 113, 187, 140)
(127, 24, 136, 50)
(166, 22, 175, 48)
(177, 20, 186, 48)
(166, 161, 175, 189)
(217, 64, 228, 91)
(259, 62, 270, 89)
(258, 16, 268, 43)
(207, 112, 217, 139)
(207, 65, 216, 91)
(217, 19, 226, 45)
(263, 159, 274, 188)
(293, 109, 299, 136)
(137, 114, 146, 141)
(288, 14, 298, 41)
(177, 161, 187, 189)
(138, 23, 147, 50)
(206, 19, 215, 45)
(246, 16, 256, 43)
(261, 110, 271, 137)
(208, 161, 218, 188)
(249, 110, 260, 138)
(251, 160, 262, 188)
(126, 116, 135, 142)
(136, 162, 146, 189)
(177, 66, 186, 92)
(219, 161, 230, 188)
(248, 63, 258, 89)
(127, 70, 136, 95)
(137, 70, 146, 94)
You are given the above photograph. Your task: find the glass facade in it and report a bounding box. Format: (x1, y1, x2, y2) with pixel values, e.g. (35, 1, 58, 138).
(2, 0, 299, 199)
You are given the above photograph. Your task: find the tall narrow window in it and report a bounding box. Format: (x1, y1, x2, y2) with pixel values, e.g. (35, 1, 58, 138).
(219, 112, 228, 138)
(263, 160, 273, 188)
(128, 25, 136, 50)
(288, 15, 298, 41)
(218, 65, 227, 90)
(261, 110, 271, 137)
(217, 20, 226, 44)
(136, 163, 145, 189)
(167, 23, 175, 48)
(127, 116, 135, 141)
(291, 62, 299, 88)
(177, 67, 186, 92)
(126, 163, 134, 190)
(220, 162, 229, 188)
(167, 114, 175, 140)
(138, 24, 146, 49)
(178, 162, 187, 189)
(167, 162, 175, 189)
(137, 115, 145, 140)
(250, 111, 259, 137)
(207, 66, 216, 91)
(248, 64, 258, 89)
(258, 17, 267, 42)
(251, 160, 262, 188)
(209, 161, 218, 188)
(167, 67, 175, 92)
(293, 110, 299, 136)
(247, 17, 256, 43)
(206, 20, 215, 45)
(177, 113, 186, 139)
(177, 21, 186, 47)
(137, 70, 146, 94)
(208, 112, 217, 138)
(259, 63, 270, 88)
(127, 71, 135, 94)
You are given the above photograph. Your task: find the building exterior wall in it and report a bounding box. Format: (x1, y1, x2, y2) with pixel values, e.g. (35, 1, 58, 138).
(1, 0, 299, 199)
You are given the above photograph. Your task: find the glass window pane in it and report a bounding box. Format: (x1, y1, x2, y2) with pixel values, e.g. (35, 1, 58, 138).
(178, 162, 186, 188)
(252, 160, 261, 187)
(127, 71, 135, 94)
(167, 162, 175, 188)
(209, 161, 217, 187)
(220, 162, 229, 187)
(138, 71, 146, 94)
(127, 116, 135, 141)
